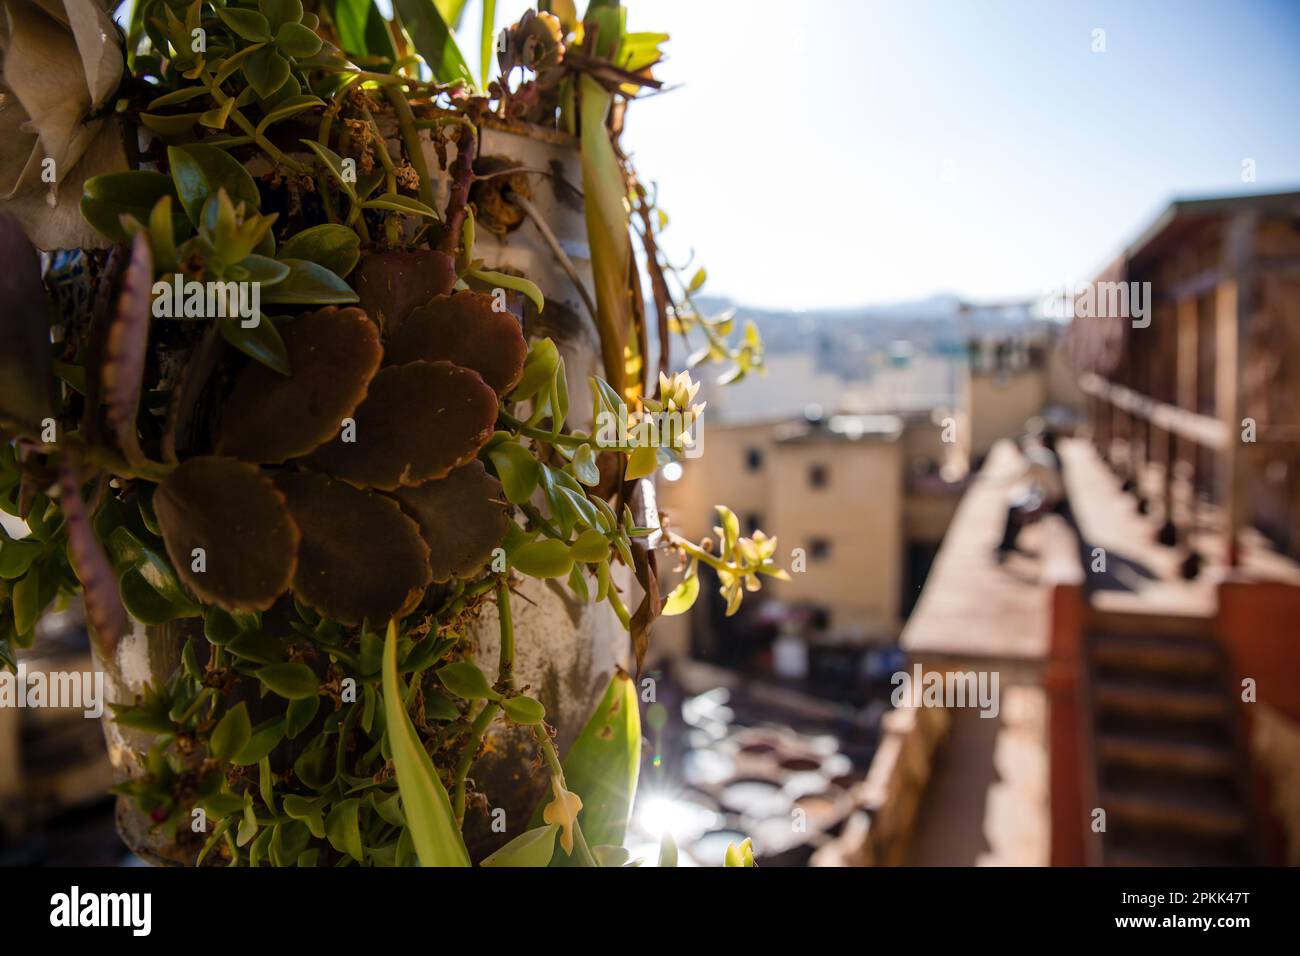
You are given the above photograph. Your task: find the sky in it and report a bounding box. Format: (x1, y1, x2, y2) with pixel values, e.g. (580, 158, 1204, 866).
(457, 0, 1300, 310)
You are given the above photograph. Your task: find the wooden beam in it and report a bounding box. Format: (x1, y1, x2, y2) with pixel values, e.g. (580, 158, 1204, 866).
(1215, 212, 1259, 567)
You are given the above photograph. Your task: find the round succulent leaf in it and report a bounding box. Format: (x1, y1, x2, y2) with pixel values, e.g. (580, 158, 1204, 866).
(383, 292, 528, 395)
(353, 249, 456, 336)
(275, 472, 432, 627)
(309, 361, 497, 490)
(217, 307, 382, 463)
(154, 457, 300, 611)
(391, 462, 509, 583)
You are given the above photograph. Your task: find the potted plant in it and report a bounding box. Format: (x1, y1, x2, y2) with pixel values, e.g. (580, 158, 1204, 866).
(0, 0, 779, 867)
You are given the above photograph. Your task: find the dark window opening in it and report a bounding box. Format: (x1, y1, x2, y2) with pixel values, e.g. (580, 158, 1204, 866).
(745, 448, 764, 472)
(745, 513, 763, 534)
(809, 538, 831, 561)
(809, 464, 829, 488)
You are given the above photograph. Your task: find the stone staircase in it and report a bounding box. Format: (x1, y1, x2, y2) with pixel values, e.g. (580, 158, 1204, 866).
(1085, 611, 1256, 866)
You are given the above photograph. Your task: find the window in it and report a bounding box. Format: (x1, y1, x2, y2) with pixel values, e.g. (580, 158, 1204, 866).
(810, 538, 832, 561)
(745, 513, 763, 534)
(745, 448, 764, 472)
(809, 463, 829, 488)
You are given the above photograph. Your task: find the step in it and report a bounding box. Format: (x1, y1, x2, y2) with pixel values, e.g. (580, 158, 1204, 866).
(1093, 677, 1228, 720)
(1088, 607, 1216, 641)
(1102, 786, 1247, 839)
(1095, 731, 1235, 776)
(1091, 632, 1221, 677)
(1105, 841, 1249, 867)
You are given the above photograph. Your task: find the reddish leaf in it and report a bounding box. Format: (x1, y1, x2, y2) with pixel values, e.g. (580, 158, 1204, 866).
(353, 249, 456, 337)
(58, 456, 127, 655)
(217, 307, 382, 463)
(392, 461, 509, 583)
(154, 457, 300, 611)
(384, 291, 528, 395)
(103, 232, 153, 466)
(309, 361, 497, 490)
(275, 472, 431, 626)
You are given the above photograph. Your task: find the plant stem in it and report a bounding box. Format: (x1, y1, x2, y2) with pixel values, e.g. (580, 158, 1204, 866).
(498, 411, 589, 448)
(452, 699, 499, 825)
(384, 86, 437, 214)
(451, 575, 514, 824)
(495, 576, 515, 690)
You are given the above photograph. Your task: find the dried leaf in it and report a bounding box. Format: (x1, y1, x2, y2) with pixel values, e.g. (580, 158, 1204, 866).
(217, 307, 381, 463)
(154, 457, 300, 611)
(275, 472, 431, 626)
(309, 361, 497, 490)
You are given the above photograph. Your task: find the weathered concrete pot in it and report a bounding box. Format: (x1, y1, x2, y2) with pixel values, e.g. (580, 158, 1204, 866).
(87, 118, 637, 863)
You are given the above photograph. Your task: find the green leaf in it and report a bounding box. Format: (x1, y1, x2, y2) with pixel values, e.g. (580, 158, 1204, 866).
(381, 621, 470, 866)
(325, 797, 364, 861)
(530, 671, 641, 864)
(275, 223, 361, 277)
(658, 830, 678, 867)
(624, 444, 658, 480)
(500, 695, 545, 725)
(299, 139, 357, 199)
(660, 564, 699, 616)
(220, 315, 291, 376)
(274, 21, 323, 57)
(479, 824, 557, 867)
(0, 538, 42, 580)
(468, 269, 544, 313)
(333, 0, 399, 61)
(688, 267, 707, 293)
(211, 702, 252, 760)
(436, 660, 498, 701)
(393, 0, 476, 87)
(255, 662, 319, 700)
(569, 528, 609, 563)
(260, 0, 304, 32)
(510, 338, 560, 404)
(167, 144, 261, 226)
(359, 193, 440, 219)
(578, 75, 631, 392)
(255, 94, 324, 135)
(487, 441, 540, 504)
(232, 717, 286, 765)
(216, 6, 272, 41)
(259, 259, 360, 304)
(243, 46, 291, 98)
(80, 171, 181, 244)
(12, 567, 41, 635)
(570, 443, 599, 487)
(282, 793, 325, 838)
(510, 538, 574, 579)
